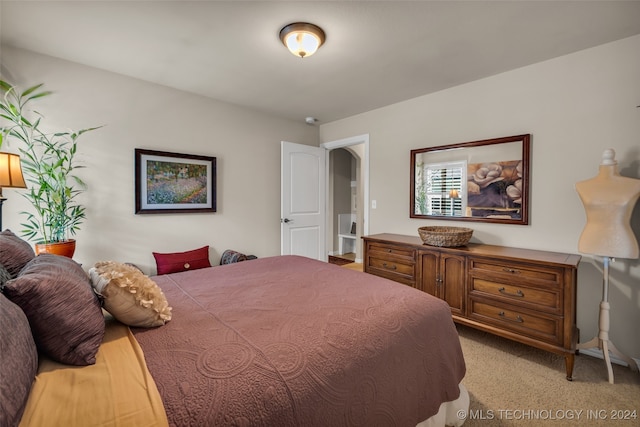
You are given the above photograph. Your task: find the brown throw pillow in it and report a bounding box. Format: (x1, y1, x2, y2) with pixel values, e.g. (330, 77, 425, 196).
(0, 293, 38, 427)
(0, 264, 12, 290)
(3, 254, 105, 366)
(90, 261, 172, 328)
(152, 245, 211, 275)
(0, 229, 35, 278)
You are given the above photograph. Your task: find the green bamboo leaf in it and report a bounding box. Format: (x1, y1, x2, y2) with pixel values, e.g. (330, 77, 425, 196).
(22, 83, 45, 97)
(0, 80, 14, 91)
(26, 91, 53, 101)
(77, 126, 103, 135)
(9, 131, 28, 143)
(19, 116, 33, 127)
(0, 105, 15, 115)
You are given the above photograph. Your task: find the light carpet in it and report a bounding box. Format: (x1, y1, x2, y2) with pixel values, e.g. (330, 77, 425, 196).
(456, 324, 639, 426)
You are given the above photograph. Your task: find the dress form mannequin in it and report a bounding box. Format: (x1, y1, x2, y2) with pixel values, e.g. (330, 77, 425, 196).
(575, 148, 640, 383)
(576, 148, 640, 259)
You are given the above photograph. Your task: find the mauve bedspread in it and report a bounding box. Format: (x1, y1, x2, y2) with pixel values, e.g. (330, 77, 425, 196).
(132, 255, 465, 426)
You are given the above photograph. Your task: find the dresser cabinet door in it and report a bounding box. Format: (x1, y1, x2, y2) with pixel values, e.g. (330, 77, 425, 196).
(421, 250, 439, 296)
(440, 253, 466, 315)
(421, 250, 466, 315)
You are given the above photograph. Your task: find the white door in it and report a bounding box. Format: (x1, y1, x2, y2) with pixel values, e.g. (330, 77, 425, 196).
(281, 141, 326, 260)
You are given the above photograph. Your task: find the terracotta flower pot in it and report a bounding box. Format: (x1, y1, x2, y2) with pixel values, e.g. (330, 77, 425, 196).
(35, 239, 76, 258)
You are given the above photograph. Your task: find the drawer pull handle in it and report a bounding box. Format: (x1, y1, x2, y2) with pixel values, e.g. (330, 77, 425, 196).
(498, 311, 524, 323)
(502, 268, 521, 274)
(382, 262, 397, 270)
(498, 287, 524, 298)
(387, 249, 392, 253)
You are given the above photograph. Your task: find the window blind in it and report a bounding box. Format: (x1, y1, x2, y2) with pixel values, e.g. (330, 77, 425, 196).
(416, 161, 466, 216)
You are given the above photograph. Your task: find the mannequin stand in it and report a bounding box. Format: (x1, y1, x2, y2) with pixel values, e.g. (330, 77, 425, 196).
(576, 257, 639, 384)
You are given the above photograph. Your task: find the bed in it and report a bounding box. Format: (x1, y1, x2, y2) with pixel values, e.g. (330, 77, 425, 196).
(1, 230, 468, 427)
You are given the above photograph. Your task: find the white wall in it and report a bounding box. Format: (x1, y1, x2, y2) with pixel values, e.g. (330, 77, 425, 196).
(320, 35, 640, 360)
(1, 46, 319, 273)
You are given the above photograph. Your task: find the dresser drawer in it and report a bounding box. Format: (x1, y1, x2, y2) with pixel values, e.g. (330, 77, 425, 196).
(470, 278, 562, 314)
(367, 242, 416, 261)
(469, 299, 562, 345)
(367, 256, 416, 285)
(469, 258, 564, 289)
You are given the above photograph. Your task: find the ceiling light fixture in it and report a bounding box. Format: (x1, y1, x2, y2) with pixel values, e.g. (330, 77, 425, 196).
(279, 22, 325, 58)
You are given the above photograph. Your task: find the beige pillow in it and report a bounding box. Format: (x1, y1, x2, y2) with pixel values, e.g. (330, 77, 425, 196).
(90, 261, 172, 328)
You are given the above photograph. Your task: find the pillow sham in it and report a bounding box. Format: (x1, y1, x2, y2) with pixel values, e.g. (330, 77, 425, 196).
(219, 249, 248, 265)
(90, 261, 172, 328)
(152, 245, 211, 275)
(0, 293, 38, 427)
(0, 229, 35, 278)
(0, 264, 11, 291)
(3, 254, 105, 366)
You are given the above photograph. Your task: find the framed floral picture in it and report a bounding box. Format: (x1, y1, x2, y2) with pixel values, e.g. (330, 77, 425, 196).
(135, 149, 216, 214)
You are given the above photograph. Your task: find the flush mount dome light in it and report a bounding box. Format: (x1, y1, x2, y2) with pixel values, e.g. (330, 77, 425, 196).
(279, 22, 326, 58)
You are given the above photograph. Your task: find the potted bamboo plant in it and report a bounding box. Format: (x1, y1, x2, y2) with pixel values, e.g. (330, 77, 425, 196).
(0, 80, 99, 257)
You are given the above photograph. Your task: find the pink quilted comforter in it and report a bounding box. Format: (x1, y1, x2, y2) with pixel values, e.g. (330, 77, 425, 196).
(132, 255, 465, 426)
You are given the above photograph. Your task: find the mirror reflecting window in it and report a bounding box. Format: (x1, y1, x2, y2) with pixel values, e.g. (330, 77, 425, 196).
(410, 134, 530, 225)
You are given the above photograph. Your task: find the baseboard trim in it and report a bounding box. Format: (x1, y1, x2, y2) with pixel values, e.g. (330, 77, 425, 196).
(578, 348, 640, 369)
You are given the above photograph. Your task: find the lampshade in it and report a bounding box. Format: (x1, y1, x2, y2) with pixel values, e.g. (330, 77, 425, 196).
(279, 22, 325, 58)
(0, 152, 27, 189)
(449, 189, 459, 198)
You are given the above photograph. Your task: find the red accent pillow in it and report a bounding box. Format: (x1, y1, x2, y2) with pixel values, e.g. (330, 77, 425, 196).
(152, 246, 211, 275)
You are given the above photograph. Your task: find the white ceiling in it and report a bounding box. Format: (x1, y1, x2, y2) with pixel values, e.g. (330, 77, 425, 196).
(2, 1, 640, 124)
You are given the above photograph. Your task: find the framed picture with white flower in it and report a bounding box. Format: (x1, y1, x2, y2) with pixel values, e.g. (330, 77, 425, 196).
(410, 134, 530, 225)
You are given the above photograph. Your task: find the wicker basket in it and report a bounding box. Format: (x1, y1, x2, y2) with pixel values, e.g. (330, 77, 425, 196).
(418, 226, 473, 247)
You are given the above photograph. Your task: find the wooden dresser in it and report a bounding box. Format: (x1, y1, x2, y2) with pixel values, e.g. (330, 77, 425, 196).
(363, 233, 581, 380)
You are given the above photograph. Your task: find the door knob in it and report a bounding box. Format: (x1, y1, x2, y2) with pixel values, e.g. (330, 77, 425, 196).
(282, 218, 293, 223)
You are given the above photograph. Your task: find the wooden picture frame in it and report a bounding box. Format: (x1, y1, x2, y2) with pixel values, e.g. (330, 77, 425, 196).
(410, 134, 530, 225)
(135, 149, 216, 214)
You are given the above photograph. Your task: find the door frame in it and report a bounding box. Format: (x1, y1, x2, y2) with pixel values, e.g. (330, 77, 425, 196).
(321, 134, 370, 261)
